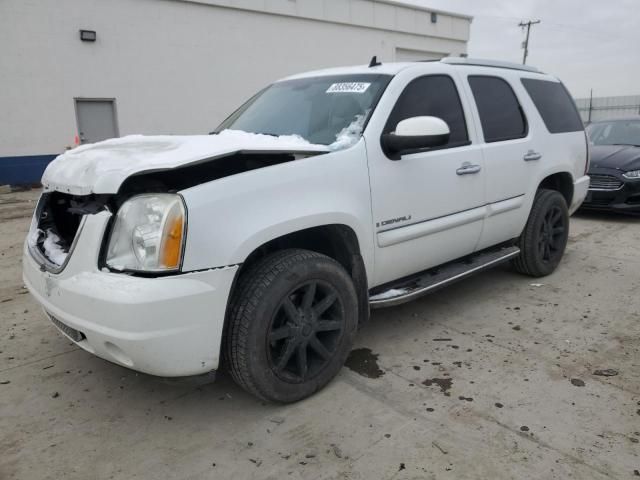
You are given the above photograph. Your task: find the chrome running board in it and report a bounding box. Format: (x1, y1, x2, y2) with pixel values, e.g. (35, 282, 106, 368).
(369, 245, 520, 309)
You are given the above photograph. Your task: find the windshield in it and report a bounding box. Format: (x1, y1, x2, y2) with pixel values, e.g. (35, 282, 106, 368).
(587, 120, 640, 147)
(215, 74, 392, 148)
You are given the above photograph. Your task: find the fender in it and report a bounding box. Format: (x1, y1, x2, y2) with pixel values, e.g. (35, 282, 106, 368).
(179, 141, 376, 280)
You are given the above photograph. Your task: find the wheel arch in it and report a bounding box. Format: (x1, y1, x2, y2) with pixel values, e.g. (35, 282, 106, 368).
(230, 224, 370, 327)
(537, 171, 574, 207)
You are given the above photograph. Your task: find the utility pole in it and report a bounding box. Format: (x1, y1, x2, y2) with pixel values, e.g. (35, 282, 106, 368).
(519, 20, 541, 65)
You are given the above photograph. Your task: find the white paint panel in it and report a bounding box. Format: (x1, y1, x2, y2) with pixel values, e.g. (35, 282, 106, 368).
(377, 207, 486, 248)
(179, 141, 376, 278)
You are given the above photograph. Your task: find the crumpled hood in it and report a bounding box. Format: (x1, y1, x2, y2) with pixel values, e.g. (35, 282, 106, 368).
(589, 144, 640, 172)
(41, 130, 330, 195)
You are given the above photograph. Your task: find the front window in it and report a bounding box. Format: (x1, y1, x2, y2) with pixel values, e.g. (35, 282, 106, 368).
(215, 74, 391, 149)
(587, 120, 640, 147)
(384, 75, 469, 146)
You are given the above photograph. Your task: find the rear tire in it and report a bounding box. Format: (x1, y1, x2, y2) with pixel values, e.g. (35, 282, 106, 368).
(512, 189, 569, 277)
(225, 249, 358, 403)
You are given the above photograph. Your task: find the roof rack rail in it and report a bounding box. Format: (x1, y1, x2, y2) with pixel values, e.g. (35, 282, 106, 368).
(441, 57, 541, 73)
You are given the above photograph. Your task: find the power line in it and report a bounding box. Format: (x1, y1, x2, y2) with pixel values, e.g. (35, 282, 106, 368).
(518, 20, 541, 65)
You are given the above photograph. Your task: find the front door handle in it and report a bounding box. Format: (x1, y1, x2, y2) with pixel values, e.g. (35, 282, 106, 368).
(456, 163, 481, 175)
(524, 150, 542, 161)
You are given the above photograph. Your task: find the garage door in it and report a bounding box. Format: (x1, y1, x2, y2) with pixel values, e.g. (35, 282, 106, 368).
(395, 48, 447, 62)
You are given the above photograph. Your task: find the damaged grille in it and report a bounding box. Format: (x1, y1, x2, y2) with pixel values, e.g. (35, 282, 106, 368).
(29, 192, 108, 269)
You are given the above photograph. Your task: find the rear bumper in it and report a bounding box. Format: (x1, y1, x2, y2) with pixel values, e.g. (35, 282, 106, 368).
(22, 214, 238, 377)
(570, 175, 591, 215)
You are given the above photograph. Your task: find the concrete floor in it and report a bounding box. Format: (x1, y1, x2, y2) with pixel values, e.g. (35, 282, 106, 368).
(1, 189, 638, 480)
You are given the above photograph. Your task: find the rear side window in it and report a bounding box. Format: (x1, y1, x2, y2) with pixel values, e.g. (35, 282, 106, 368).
(384, 75, 469, 146)
(468, 76, 527, 143)
(521, 78, 584, 133)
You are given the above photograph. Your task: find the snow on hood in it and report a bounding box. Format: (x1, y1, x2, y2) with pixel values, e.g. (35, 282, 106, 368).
(41, 130, 331, 195)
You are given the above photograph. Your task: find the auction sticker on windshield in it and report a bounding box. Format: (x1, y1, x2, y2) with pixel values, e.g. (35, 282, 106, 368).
(326, 82, 371, 94)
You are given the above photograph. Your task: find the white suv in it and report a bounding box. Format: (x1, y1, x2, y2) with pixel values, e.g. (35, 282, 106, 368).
(23, 58, 590, 402)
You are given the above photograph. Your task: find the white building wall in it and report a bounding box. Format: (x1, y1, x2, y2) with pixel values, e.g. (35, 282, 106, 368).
(0, 0, 470, 182)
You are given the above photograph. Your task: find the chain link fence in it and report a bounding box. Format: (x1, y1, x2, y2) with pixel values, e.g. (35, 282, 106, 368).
(574, 95, 640, 123)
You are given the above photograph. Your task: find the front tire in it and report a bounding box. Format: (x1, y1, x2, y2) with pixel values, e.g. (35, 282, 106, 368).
(225, 249, 358, 403)
(512, 189, 570, 277)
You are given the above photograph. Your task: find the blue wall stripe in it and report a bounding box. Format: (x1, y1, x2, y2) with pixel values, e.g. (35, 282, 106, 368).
(0, 154, 58, 185)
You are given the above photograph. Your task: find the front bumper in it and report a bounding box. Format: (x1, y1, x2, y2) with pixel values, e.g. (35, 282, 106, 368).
(581, 169, 640, 213)
(23, 211, 238, 377)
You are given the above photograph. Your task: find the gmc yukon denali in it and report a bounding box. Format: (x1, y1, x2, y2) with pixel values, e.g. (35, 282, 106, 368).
(23, 58, 590, 402)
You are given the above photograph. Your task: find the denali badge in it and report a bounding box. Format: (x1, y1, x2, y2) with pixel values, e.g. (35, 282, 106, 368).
(377, 215, 412, 228)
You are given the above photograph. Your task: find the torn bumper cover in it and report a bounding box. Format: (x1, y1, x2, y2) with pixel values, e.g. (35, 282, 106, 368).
(23, 211, 237, 377)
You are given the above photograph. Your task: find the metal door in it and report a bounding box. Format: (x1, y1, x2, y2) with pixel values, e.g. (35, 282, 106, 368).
(75, 99, 118, 144)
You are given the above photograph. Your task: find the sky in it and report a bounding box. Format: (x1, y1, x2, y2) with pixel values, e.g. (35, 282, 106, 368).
(399, 0, 640, 99)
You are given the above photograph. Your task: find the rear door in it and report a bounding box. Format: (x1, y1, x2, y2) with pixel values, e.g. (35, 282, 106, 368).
(462, 73, 538, 249)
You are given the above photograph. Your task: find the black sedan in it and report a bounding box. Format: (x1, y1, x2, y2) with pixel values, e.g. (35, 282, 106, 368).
(582, 117, 640, 213)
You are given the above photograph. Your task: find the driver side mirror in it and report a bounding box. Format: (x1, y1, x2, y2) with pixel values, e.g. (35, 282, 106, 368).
(382, 116, 450, 160)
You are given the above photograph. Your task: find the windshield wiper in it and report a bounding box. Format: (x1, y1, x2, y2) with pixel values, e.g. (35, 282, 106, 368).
(611, 143, 640, 147)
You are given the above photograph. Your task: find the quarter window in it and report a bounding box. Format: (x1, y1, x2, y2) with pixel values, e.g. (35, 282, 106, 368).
(469, 76, 527, 143)
(384, 75, 469, 146)
(521, 78, 584, 133)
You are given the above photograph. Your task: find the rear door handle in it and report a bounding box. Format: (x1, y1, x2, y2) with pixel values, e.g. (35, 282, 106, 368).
(456, 163, 481, 175)
(523, 150, 542, 161)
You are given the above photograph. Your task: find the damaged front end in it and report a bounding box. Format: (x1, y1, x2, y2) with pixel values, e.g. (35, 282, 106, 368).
(29, 147, 325, 274)
(22, 188, 237, 379)
(28, 192, 111, 271)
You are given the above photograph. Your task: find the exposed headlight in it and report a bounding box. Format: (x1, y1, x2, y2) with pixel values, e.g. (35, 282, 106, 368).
(622, 170, 640, 180)
(106, 194, 186, 272)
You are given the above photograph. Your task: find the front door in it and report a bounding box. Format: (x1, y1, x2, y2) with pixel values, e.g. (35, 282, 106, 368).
(365, 72, 486, 286)
(75, 99, 118, 144)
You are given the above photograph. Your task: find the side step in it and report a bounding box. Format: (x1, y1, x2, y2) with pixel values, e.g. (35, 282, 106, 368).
(369, 245, 520, 309)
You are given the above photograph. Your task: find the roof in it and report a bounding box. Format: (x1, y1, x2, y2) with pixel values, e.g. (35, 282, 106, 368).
(441, 57, 541, 73)
(281, 63, 416, 81)
(280, 57, 545, 82)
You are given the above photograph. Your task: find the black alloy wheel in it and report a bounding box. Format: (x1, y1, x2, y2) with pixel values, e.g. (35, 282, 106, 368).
(538, 204, 566, 263)
(226, 249, 358, 403)
(513, 189, 570, 277)
(268, 280, 345, 383)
